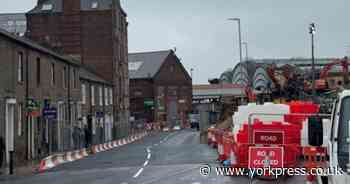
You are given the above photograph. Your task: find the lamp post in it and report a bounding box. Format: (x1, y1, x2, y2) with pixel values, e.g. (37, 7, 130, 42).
(227, 18, 243, 65)
(190, 68, 194, 83)
(242, 42, 249, 61)
(309, 23, 316, 100)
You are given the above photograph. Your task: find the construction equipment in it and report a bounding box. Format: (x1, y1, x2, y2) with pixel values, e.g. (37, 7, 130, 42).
(315, 57, 350, 90)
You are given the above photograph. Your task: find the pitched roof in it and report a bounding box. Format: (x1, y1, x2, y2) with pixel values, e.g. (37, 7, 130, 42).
(79, 66, 111, 85)
(28, 0, 126, 14)
(0, 27, 79, 66)
(128, 50, 172, 79)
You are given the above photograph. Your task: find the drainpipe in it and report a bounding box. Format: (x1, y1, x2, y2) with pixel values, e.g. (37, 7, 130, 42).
(67, 65, 71, 150)
(102, 85, 106, 142)
(25, 49, 29, 160)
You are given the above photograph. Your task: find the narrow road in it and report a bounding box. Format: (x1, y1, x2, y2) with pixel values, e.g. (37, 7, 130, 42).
(1, 130, 306, 184)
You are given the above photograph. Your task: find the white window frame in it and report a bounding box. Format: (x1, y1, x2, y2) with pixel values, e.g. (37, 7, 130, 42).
(91, 85, 95, 106)
(99, 87, 103, 106)
(42, 4, 53, 10)
(81, 84, 86, 104)
(91, 2, 98, 9)
(18, 103, 22, 136)
(105, 87, 109, 105)
(109, 89, 113, 105)
(51, 63, 55, 85)
(17, 52, 23, 82)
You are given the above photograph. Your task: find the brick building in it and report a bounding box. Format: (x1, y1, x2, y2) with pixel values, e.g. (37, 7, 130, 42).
(80, 67, 114, 145)
(26, 0, 130, 137)
(0, 26, 116, 173)
(129, 50, 192, 128)
(0, 28, 81, 170)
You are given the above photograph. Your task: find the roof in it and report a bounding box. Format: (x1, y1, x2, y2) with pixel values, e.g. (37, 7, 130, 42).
(128, 50, 172, 79)
(28, 0, 126, 14)
(0, 27, 79, 67)
(193, 84, 245, 98)
(79, 66, 111, 85)
(193, 84, 244, 90)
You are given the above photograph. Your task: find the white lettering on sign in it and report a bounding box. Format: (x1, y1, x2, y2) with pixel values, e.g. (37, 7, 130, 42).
(260, 136, 277, 142)
(256, 151, 276, 157)
(253, 159, 279, 166)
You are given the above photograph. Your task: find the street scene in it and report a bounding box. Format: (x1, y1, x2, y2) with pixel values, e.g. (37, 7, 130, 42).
(0, 0, 350, 184)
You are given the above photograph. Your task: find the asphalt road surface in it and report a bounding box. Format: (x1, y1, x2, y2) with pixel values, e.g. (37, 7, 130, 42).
(0, 130, 306, 184)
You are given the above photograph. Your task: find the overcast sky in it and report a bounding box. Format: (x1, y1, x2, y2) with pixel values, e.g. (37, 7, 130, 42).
(1, 0, 350, 84)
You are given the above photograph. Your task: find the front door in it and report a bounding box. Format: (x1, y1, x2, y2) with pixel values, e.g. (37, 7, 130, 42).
(27, 116, 36, 159)
(167, 98, 177, 128)
(5, 99, 15, 164)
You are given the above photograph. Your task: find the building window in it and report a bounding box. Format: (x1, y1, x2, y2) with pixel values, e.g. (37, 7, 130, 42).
(81, 84, 86, 104)
(109, 89, 113, 105)
(17, 52, 23, 82)
(63, 67, 67, 88)
(18, 103, 22, 136)
(99, 87, 103, 106)
(42, 4, 53, 10)
(51, 63, 55, 85)
(105, 87, 109, 105)
(36, 58, 41, 86)
(91, 85, 95, 106)
(72, 68, 76, 89)
(91, 2, 98, 9)
(73, 69, 77, 89)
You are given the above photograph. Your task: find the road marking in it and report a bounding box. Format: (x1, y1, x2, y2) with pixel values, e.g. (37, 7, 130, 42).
(146, 148, 151, 153)
(154, 143, 159, 146)
(133, 168, 144, 178)
(143, 160, 149, 167)
(147, 153, 151, 160)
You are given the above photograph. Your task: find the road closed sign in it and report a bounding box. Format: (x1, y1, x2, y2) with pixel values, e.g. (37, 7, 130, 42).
(253, 131, 284, 145)
(248, 147, 284, 169)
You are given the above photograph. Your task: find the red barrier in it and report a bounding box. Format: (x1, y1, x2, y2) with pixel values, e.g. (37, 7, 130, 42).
(215, 129, 225, 161)
(222, 132, 234, 162)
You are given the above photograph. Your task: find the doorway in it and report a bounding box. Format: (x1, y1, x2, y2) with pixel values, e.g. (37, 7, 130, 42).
(5, 99, 16, 164)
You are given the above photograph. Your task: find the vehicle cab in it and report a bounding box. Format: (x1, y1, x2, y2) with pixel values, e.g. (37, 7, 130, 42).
(317, 90, 350, 184)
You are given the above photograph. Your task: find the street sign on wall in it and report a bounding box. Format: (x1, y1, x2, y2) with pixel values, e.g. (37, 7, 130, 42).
(248, 147, 284, 169)
(43, 107, 57, 120)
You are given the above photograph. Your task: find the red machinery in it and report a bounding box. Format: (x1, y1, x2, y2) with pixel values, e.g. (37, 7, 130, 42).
(316, 57, 349, 90)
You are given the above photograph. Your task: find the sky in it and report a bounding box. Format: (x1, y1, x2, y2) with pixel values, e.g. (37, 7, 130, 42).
(1, 0, 350, 84)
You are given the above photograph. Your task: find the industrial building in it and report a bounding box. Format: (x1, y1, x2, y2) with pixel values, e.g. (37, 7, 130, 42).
(128, 50, 192, 128)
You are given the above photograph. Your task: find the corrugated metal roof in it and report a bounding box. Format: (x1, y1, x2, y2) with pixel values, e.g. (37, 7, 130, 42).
(128, 50, 172, 79)
(0, 27, 79, 66)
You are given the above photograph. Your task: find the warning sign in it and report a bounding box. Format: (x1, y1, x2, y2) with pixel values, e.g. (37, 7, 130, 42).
(248, 147, 284, 169)
(253, 131, 284, 145)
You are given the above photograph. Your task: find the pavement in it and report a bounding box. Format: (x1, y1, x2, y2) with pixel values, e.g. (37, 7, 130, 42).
(0, 130, 307, 184)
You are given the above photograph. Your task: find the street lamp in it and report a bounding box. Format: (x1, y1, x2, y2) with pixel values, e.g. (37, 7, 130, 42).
(190, 68, 194, 83)
(242, 42, 249, 61)
(227, 18, 243, 64)
(309, 23, 316, 100)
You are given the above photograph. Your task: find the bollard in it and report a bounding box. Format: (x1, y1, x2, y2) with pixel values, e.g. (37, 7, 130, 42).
(9, 151, 14, 175)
